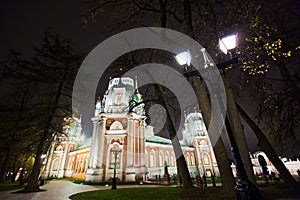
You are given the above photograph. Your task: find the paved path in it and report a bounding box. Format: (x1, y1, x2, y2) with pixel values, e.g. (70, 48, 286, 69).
(0, 180, 173, 200)
(0, 180, 102, 200)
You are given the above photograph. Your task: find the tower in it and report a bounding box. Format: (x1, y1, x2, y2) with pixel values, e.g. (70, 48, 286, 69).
(182, 112, 219, 177)
(85, 77, 147, 183)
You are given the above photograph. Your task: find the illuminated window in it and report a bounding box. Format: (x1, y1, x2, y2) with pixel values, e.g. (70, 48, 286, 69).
(159, 152, 163, 167)
(200, 140, 207, 145)
(110, 121, 123, 130)
(115, 93, 123, 105)
(165, 152, 170, 166)
(191, 153, 195, 166)
(150, 153, 154, 167)
(186, 153, 191, 166)
(56, 145, 63, 151)
(170, 155, 175, 166)
(203, 154, 210, 165)
(53, 159, 59, 171)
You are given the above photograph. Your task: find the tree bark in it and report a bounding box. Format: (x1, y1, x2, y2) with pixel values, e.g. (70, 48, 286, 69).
(182, 0, 235, 194)
(236, 103, 297, 185)
(191, 77, 235, 195)
(159, 0, 167, 28)
(24, 130, 48, 192)
(155, 0, 194, 188)
(0, 146, 11, 183)
(222, 75, 257, 184)
(153, 84, 194, 188)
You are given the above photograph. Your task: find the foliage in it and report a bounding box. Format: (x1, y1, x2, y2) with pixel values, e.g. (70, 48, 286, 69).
(0, 181, 27, 191)
(0, 30, 83, 188)
(233, 0, 300, 156)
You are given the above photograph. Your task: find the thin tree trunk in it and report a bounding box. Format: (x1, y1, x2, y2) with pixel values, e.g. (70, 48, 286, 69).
(191, 77, 235, 195)
(0, 87, 28, 184)
(182, 0, 235, 194)
(24, 48, 70, 192)
(236, 103, 297, 185)
(0, 146, 11, 183)
(156, 0, 193, 188)
(223, 76, 257, 184)
(153, 84, 194, 188)
(159, 0, 167, 28)
(24, 129, 48, 192)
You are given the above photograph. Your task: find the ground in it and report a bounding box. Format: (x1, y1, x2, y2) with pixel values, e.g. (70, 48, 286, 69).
(0, 179, 299, 200)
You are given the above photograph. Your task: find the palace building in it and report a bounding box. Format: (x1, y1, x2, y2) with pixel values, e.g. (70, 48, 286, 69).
(42, 77, 219, 182)
(42, 77, 300, 183)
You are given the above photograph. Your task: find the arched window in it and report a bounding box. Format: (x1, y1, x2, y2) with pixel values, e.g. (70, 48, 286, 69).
(203, 153, 210, 165)
(110, 121, 123, 130)
(158, 151, 164, 167)
(67, 157, 72, 171)
(186, 153, 191, 166)
(145, 151, 148, 167)
(170, 154, 175, 166)
(115, 93, 123, 105)
(191, 153, 195, 166)
(56, 145, 63, 151)
(52, 159, 60, 171)
(69, 145, 73, 152)
(112, 87, 125, 105)
(200, 140, 207, 145)
(84, 159, 88, 172)
(81, 160, 85, 173)
(165, 152, 170, 166)
(149, 150, 155, 167)
(76, 161, 81, 173)
(71, 157, 75, 170)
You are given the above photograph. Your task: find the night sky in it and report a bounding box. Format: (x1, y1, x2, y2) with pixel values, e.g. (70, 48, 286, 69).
(0, 0, 260, 152)
(0, 0, 110, 59)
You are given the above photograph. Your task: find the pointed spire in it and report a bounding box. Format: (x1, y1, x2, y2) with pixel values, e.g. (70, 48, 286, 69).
(95, 95, 101, 116)
(135, 76, 138, 92)
(96, 96, 101, 110)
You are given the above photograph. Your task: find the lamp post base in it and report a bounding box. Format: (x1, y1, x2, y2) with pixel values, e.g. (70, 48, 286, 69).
(111, 177, 117, 190)
(235, 179, 261, 200)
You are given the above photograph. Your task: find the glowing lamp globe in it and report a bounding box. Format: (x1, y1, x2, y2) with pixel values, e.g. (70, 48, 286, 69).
(219, 34, 237, 54)
(175, 50, 192, 66)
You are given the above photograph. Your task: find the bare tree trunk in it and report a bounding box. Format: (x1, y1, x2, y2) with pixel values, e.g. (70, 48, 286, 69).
(24, 129, 48, 192)
(223, 76, 256, 184)
(159, 0, 167, 28)
(236, 103, 297, 185)
(191, 77, 235, 195)
(155, 0, 193, 188)
(181, 0, 235, 194)
(0, 87, 28, 184)
(0, 146, 11, 183)
(153, 84, 194, 188)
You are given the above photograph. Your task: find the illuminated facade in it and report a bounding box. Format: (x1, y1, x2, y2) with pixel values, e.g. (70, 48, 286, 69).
(43, 77, 220, 182)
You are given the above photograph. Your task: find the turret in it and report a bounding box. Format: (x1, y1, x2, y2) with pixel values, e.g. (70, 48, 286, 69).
(130, 77, 145, 115)
(95, 96, 101, 116)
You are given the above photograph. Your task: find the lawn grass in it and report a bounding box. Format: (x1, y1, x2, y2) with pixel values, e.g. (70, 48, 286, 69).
(70, 183, 300, 200)
(70, 187, 236, 200)
(1, 178, 299, 199)
(259, 183, 300, 199)
(0, 181, 26, 191)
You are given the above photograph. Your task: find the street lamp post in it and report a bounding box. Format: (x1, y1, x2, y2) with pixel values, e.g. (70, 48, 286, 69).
(175, 34, 261, 199)
(218, 34, 261, 200)
(111, 149, 122, 190)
